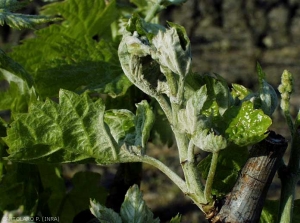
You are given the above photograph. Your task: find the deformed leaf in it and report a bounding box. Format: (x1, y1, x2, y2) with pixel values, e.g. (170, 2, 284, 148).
(224, 101, 272, 146)
(152, 22, 191, 77)
(90, 199, 122, 223)
(104, 109, 135, 146)
(178, 85, 208, 134)
(4, 89, 121, 163)
(134, 100, 155, 149)
(120, 185, 160, 223)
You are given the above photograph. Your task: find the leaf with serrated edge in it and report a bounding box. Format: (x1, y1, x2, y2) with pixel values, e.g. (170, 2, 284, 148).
(192, 129, 227, 153)
(120, 185, 160, 223)
(4, 89, 138, 164)
(90, 199, 122, 223)
(169, 213, 181, 223)
(0, 0, 59, 29)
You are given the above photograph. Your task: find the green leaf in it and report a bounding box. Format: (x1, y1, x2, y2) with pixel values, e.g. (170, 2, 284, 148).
(9, 0, 129, 98)
(90, 199, 122, 223)
(4, 89, 146, 164)
(61, 172, 107, 223)
(39, 167, 107, 223)
(0, 164, 40, 214)
(4, 89, 120, 163)
(41, 0, 118, 39)
(0, 0, 59, 29)
(120, 185, 160, 223)
(260, 200, 278, 223)
(0, 49, 32, 86)
(231, 83, 252, 100)
(198, 145, 249, 196)
(169, 213, 181, 223)
(260, 199, 300, 223)
(224, 101, 272, 146)
(0, 49, 36, 112)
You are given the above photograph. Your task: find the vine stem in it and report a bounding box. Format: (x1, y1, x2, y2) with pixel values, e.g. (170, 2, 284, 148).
(204, 151, 219, 203)
(140, 155, 187, 194)
(154, 94, 173, 124)
(187, 140, 195, 163)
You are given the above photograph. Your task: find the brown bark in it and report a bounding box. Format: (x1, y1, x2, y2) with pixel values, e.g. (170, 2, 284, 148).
(211, 131, 287, 223)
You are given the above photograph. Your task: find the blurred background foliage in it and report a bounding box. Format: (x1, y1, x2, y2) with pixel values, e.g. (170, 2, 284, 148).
(1, 0, 300, 222)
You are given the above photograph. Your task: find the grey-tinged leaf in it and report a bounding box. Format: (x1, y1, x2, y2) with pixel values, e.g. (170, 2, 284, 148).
(4, 89, 121, 163)
(118, 31, 165, 98)
(104, 109, 135, 146)
(178, 85, 208, 134)
(0, 0, 59, 29)
(191, 128, 227, 153)
(90, 199, 122, 223)
(152, 22, 191, 77)
(133, 100, 155, 150)
(120, 185, 160, 223)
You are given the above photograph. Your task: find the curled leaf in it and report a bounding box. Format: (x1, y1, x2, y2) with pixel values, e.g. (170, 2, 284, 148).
(152, 22, 191, 77)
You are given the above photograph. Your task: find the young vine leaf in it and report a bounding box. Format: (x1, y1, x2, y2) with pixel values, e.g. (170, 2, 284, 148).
(91, 185, 160, 223)
(120, 185, 160, 223)
(223, 101, 272, 146)
(90, 199, 122, 223)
